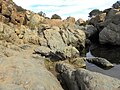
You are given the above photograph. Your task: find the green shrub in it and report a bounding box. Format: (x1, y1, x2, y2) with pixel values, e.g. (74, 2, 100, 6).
(51, 14, 61, 19)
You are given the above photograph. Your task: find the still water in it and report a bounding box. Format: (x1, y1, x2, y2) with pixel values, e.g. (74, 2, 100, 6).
(86, 45, 120, 79)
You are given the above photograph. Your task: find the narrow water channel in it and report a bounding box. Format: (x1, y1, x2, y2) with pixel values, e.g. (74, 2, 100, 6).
(86, 44, 120, 79)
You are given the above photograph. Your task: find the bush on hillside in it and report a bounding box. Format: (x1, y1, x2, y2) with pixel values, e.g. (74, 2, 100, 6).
(38, 11, 46, 17)
(51, 14, 61, 19)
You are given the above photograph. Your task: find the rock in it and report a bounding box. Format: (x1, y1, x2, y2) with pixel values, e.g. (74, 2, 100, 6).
(69, 57, 86, 68)
(1, 1, 12, 16)
(86, 57, 114, 69)
(43, 27, 66, 52)
(56, 62, 78, 90)
(62, 46, 80, 59)
(0, 56, 63, 90)
(28, 14, 45, 27)
(105, 8, 119, 20)
(99, 23, 120, 45)
(56, 61, 75, 73)
(76, 68, 120, 90)
(34, 46, 52, 56)
(75, 18, 85, 26)
(112, 12, 120, 25)
(60, 28, 85, 50)
(90, 45, 120, 64)
(89, 13, 106, 26)
(66, 16, 75, 23)
(85, 25, 98, 38)
(56, 62, 120, 90)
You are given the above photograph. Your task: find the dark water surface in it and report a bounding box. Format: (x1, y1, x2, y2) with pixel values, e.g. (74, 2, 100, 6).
(86, 45, 120, 79)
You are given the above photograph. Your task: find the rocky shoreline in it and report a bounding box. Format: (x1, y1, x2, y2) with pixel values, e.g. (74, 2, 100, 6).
(0, 0, 120, 90)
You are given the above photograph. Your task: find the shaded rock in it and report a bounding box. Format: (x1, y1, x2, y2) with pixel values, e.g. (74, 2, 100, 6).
(56, 62, 78, 90)
(90, 45, 120, 64)
(99, 23, 120, 45)
(56, 62, 120, 90)
(86, 57, 114, 69)
(112, 12, 120, 25)
(76, 68, 120, 90)
(105, 8, 119, 20)
(89, 13, 106, 26)
(56, 61, 75, 73)
(85, 25, 98, 38)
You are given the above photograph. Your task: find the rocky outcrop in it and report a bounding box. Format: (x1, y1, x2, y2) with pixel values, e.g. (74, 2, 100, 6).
(99, 22, 120, 45)
(0, 57, 63, 90)
(0, 41, 63, 90)
(56, 62, 120, 90)
(88, 1, 120, 45)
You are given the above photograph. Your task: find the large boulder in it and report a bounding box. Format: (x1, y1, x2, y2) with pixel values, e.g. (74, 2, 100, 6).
(99, 23, 120, 45)
(85, 25, 98, 38)
(43, 26, 66, 52)
(86, 57, 114, 68)
(76, 69, 120, 90)
(56, 62, 120, 90)
(28, 14, 45, 27)
(0, 44, 63, 90)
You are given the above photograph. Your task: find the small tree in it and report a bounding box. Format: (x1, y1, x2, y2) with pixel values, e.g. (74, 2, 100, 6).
(38, 11, 46, 17)
(51, 14, 61, 19)
(89, 9, 102, 17)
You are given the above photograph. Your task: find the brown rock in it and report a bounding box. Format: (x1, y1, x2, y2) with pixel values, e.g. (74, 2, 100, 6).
(75, 18, 85, 26)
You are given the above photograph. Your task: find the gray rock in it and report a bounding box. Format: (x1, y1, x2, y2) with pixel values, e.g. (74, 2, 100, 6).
(86, 57, 114, 69)
(56, 62, 79, 90)
(34, 46, 52, 56)
(85, 25, 98, 38)
(76, 68, 120, 90)
(43, 27, 66, 52)
(99, 23, 120, 45)
(56, 62, 120, 90)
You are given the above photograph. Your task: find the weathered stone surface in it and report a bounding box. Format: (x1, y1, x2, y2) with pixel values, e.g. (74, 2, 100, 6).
(34, 46, 52, 56)
(89, 13, 106, 26)
(56, 62, 120, 90)
(43, 27, 66, 52)
(99, 23, 120, 45)
(0, 43, 63, 90)
(62, 46, 80, 59)
(76, 68, 120, 90)
(28, 14, 45, 26)
(86, 57, 114, 68)
(85, 25, 98, 38)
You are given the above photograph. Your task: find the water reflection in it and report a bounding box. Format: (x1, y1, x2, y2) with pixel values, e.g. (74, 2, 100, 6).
(89, 45, 120, 64)
(86, 44, 120, 79)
